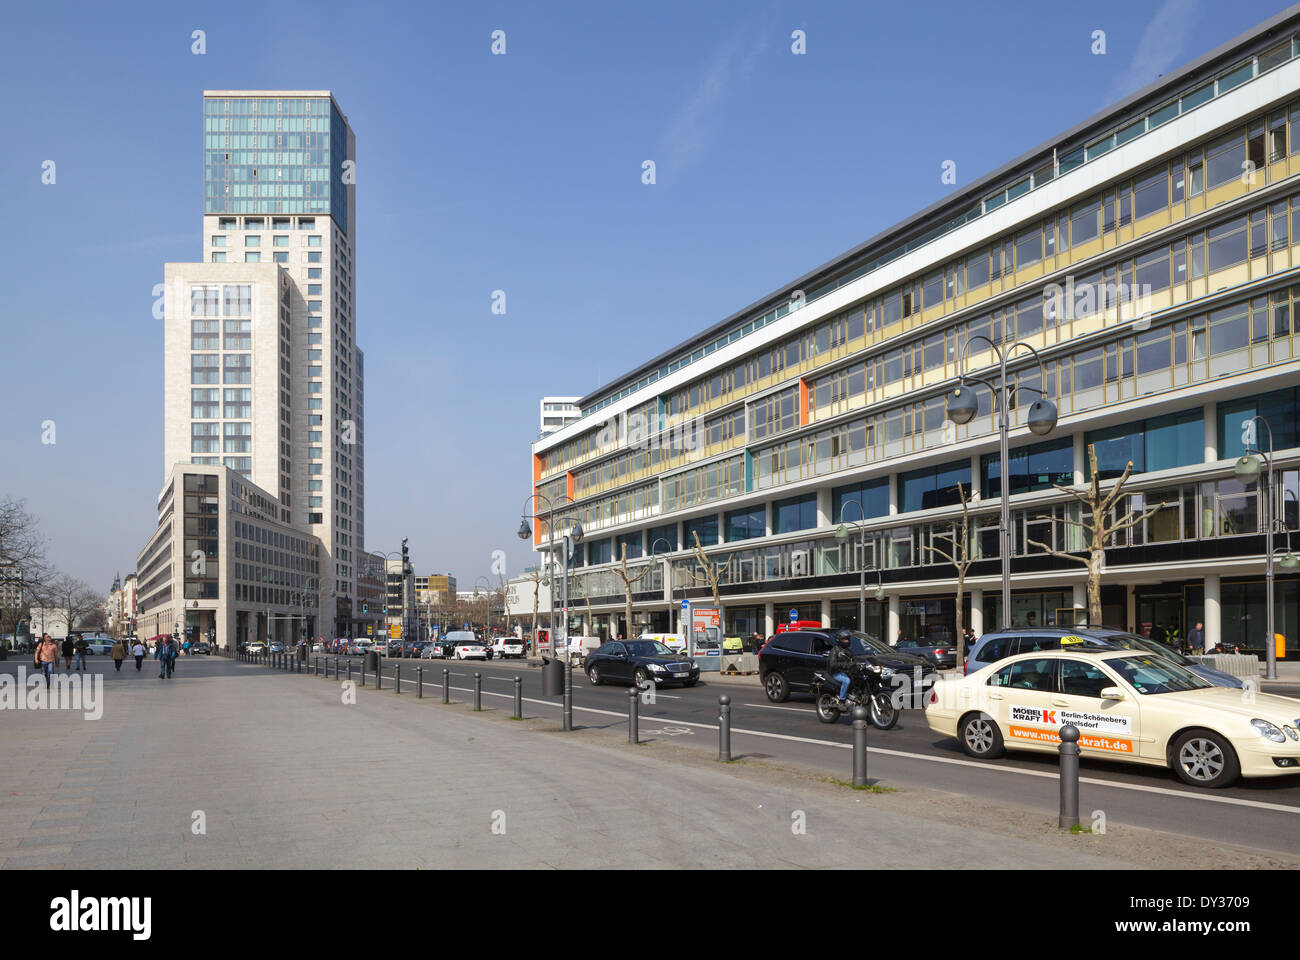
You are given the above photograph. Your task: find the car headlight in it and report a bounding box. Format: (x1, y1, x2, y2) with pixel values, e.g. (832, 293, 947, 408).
(1286, 726, 1299, 742)
(1251, 719, 1287, 743)
(647, 663, 665, 672)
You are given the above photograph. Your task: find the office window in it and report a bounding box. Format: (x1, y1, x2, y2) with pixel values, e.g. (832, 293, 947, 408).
(191, 354, 219, 384)
(725, 506, 766, 541)
(223, 422, 252, 453)
(191, 388, 218, 418)
(191, 285, 220, 316)
(646, 523, 678, 553)
(245, 235, 261, 247)
(1218, 388, 1299, 459)
(274, 252, 288, 263)
(273, 235, 289, 247)
(308, 268, 322, 279)
(308, 235, 322, 247)
(245, 252, 261, 263)
(308, 300, 322, 312)
(684, 515, 718, 548)
(223, 354, 251, 384)
(223, 388, 251, 418)
(1086, 408, 1202, 480)
(191, 318, 218, 350)
(1133, 168, 1170, 219)
(211, 235, 227, 247)
(982, 436, 1073, 497)
(308, 252, 322, 263)
(191, 422, 219, 453)
(1070, 200, 1100, 245)
(833, 478, 889, 524)
(773, 494, 817, 534)
(900, 460, 971, 512)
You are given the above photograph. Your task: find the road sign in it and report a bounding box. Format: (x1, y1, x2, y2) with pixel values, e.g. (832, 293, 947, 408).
(789, 609, 798, 621)
(681, 599, 688, 609)
(390, 624, 402, 639)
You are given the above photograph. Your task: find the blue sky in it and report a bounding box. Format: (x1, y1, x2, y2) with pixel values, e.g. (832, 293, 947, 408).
(0, 0, 1288, 594)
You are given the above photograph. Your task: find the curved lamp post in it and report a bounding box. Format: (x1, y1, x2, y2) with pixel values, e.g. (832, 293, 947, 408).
(649, 537, 676, 636)
(473, 575, 494, 636)
(1233, 416, 1280, 679)
(834, 499, 885, 631)
(946, 336, 1057, 630)
(518, 492, 584, 730)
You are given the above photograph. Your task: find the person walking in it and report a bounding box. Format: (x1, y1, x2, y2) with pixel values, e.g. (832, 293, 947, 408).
(167, 637, 179, 677)
(132, 638, 146, 672)
(60, 636, 74, 670)
(156, 636, 173, 679)
(182, 638, 191, 657)
(110, 638, 126, 672)
(73, 635, 88, 671)
(1187, 620, 1205, 655)
(34, 634, 58, 687)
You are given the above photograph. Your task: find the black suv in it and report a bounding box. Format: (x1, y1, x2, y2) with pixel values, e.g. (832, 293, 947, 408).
(759, 629, 930, 704)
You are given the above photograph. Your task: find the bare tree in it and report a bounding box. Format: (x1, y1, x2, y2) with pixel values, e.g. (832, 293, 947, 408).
(1026, 444, 1168, 625)
(688, 531, 730, 611)
(38, 574, 102, 636)
(611, 544, 651, 640)
(0, 498, 50, 640)
(922, 481, 977, 666)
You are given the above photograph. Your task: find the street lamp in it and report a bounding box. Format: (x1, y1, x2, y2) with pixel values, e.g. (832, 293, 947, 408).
(946, 336, 1057, 630)
(1233, 416, 1281, 679)
(649, 537, 676, 636)
(834, 500, 872, 631)
(518, 492, 584, 730)
(473, 576, 494, 637)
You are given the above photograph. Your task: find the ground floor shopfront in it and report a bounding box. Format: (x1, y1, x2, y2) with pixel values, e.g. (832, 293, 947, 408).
(565, 569, 1300, 657)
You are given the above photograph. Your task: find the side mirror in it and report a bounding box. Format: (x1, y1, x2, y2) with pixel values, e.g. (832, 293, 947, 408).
(1099, 686, 1125, 701)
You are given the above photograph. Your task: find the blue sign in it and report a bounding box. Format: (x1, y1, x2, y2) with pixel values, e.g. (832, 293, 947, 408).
(681, 600, 689, 609)
(789, 609, 798, 621)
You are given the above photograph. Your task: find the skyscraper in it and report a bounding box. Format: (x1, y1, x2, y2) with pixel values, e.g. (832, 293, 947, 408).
(141, 91, 364, 646)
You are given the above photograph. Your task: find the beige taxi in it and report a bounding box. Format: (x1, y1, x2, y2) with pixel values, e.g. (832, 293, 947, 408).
(925, 645, 1300, 788)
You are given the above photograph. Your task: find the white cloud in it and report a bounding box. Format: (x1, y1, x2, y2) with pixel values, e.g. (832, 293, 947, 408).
(1104, 0, 1202, 105)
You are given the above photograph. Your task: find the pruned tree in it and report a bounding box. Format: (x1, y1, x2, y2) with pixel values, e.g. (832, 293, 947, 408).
(688, 531, 730, 611)
(1026, 444, 1168, 626)
(612, 544, 651, 640)
(922, 481, 977, 666)
(37, 574, 102, 636)
(0, 497, 50, 640)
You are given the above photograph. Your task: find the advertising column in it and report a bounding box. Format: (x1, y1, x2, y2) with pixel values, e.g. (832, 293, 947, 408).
(688, 602, 721, 672)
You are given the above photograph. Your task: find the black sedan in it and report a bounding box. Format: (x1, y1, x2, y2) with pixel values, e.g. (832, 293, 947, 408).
(585, 639, 700, 688)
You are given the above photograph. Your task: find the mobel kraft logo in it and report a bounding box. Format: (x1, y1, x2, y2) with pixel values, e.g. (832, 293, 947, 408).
(50, 891, 151, 940)
(1, 667, 103, 720)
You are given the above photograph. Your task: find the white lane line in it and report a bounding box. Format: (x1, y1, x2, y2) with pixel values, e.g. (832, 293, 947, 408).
(744, 703, 812, 713)
(339, 676, 1300, 816)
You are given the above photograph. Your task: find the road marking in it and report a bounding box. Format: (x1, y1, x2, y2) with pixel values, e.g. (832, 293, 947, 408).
(744, 703, 811, 713)
(343, 676, 1300, 817)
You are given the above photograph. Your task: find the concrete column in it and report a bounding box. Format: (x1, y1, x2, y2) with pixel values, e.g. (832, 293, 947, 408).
(970, 588, 984, 636)
(1204, 573, 1221, 650)
(763, 602, 775, 637)
(675, 519, 684, 551)
(763, 503, 772, 537)
(817, 487, 832, 529)
(888, 473, 899, 516)
(1126, 584, 1136, 634)
(1203, 401, 1217, 463)
(718, 510, 728, 543)
(1072, 431, 1085, 484)
(820, 598, 830, 628)
(887, 593, 900, 645)
(969, 453, 981, 499)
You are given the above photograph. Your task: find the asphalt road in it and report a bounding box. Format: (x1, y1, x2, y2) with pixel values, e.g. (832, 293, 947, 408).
(302, 650, 1300, 857)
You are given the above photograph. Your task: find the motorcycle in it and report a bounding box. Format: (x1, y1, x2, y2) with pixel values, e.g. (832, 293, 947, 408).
(810, 664, 900, 729)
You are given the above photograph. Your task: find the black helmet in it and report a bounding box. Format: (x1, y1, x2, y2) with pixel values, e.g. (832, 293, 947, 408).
(835, 629, 852, 646)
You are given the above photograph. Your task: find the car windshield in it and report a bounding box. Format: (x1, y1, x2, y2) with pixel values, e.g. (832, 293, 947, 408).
(842, 631, 891, 656)
(1103, 654, 1212, 694)
(625, 640, 674, 657)
(1102, 632, 1194, 665)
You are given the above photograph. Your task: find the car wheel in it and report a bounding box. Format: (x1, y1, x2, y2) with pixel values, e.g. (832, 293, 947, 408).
(764, 671, 788, 703)
(587, 664, 601, 685)
(958, 712, 1004, 759)
(1172, 729, 1240, 788)
(633, 667, 651, 688)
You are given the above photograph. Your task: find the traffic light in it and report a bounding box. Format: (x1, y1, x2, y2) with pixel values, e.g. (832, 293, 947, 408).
(362, 602, 368, 613)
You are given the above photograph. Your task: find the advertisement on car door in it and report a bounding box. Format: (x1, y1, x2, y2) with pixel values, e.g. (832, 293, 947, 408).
(1007, 704, 1134, 753)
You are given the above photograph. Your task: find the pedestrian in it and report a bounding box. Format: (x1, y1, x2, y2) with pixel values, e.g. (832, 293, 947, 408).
(110, 638, 126, 672)
(961, 626, 976, 651)
(60, 636, 74, 670)
(73, 635, 88, 671)
(34, 634, 58, 687)
(167, 637, 179, 677)
(1187, 620, 1204, 655)
(132, 638, 146, 672)
(156, 636, 173, 679)
(182, 638, 191, 656)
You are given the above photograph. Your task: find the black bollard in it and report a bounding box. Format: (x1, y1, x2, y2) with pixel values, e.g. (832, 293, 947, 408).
(375, 660, 381, 689)
(347, 660, 352, 684)
(852, 705, 869, 787)
(628, 687, 639, 744)
(1059, 724, 1080, 829)
(513, 677, 522, 719)
(360, 658, 365, 686)
(474, 672, 482, 711)
(394, 664, 400, 694)
(417, 666, 423, 699)
(442, 668, 450, 704)
(719, 694, 732, 762)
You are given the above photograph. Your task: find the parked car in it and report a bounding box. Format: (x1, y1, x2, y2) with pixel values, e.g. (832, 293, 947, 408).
(247, 641, 267, 655)
(268, 642, 285, 654)
(421, 638, 456, 659)
(446, 631, 486, 660)
(926, 648, 1300, 788)
(492, 636, 525, 659)
(759, 628, 930, 705)
(586, 639, 699, 688)
(895, 636, 958, 670)
(192, 641, 213, 655)
(964, 627, 1243, 688)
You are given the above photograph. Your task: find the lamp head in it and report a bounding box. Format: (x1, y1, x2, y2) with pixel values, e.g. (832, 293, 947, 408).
(571, 520, 584, 544)
(834, 524, 850, 542)
(946, 384, 978, 425)
(1233, 454, 1262, 479)
(1026, 398, 1058, 436)
(874, 584, 886, 601)
(517, 518, 531, 540)
(1280, 552, 1300, 571)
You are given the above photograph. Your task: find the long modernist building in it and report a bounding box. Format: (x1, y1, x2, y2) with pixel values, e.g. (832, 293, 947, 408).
(530, 9, 1300, 655)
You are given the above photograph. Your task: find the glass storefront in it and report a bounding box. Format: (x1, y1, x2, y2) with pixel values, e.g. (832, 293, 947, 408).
(985, 590, 1072, 631)
(725, 605, 763, 639)
(830, 599, 885, 640)
(1222, 579, 1300, 653)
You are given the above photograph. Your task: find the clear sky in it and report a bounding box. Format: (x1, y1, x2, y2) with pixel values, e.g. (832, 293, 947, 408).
(0, 0, 1289, 594)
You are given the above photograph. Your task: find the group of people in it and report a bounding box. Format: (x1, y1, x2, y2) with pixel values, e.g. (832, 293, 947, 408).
(29, 633, 180, 686)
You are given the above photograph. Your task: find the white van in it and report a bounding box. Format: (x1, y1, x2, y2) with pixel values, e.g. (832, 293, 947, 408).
(637, 633, 686, 655)
(565, 636, 603, 664)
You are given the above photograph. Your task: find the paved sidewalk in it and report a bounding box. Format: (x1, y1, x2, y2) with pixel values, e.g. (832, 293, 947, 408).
(0, 657, 1283, 869)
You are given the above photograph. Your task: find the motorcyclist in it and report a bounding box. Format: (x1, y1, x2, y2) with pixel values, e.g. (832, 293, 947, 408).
(827, 630, 858, 707)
